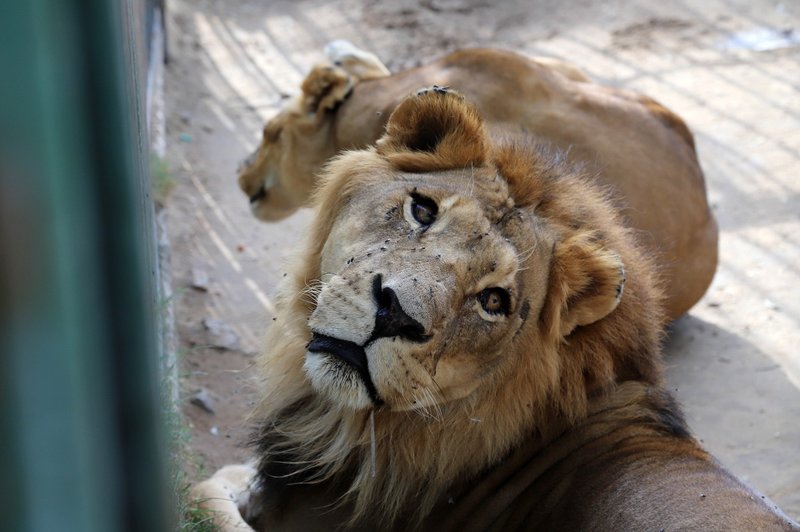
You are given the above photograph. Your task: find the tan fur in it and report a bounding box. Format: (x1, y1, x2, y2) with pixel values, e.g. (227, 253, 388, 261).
(192, 88, 796, 530)
(237, 44, 717, 319)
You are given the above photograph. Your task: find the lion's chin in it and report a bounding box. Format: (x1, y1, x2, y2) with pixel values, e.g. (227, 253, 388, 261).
(250, 198, 295, 222)
(303, 352, 375, 410)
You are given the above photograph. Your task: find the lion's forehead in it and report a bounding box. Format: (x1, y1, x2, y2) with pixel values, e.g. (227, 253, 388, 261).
(333, 168, 540, 268)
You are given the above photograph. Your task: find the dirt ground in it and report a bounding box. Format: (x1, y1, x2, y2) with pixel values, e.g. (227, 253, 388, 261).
(163, 0, 800, 519)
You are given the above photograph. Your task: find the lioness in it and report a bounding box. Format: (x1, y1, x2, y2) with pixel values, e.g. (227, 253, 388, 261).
(195, 88, 798, 530)
(238, 42, 718, 320)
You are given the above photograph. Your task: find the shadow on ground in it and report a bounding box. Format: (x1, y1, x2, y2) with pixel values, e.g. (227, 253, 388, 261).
(665, 315, 800, 516)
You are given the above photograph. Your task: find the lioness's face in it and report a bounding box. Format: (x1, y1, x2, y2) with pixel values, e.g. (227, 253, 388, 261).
(237, 110, 298, 222)
(304, 165, 553, 411)
(237, 100, 335, 222)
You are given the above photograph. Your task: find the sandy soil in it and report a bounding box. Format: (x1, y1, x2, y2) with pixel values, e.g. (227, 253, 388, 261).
(164, 0, 800, 519)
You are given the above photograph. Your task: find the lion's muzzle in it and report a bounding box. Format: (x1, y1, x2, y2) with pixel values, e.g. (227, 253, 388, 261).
(249, 184, 267, 204)
(307, 333, 382, 404)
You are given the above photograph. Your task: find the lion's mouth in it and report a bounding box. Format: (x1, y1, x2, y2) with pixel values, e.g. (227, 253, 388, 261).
(307, 333, 383, 405)
(249, 184, 267, 204)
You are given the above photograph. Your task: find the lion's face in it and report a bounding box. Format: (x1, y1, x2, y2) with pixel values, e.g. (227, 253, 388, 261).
(305, 166, 553, 410)
(300, 88, 630, 415)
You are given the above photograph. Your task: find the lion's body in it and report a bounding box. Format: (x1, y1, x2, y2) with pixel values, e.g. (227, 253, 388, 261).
(425, 382, 796, 531)
(193, 86, 796, 531)
(239, 47, 718, 319)
(243, 384, 795, 531)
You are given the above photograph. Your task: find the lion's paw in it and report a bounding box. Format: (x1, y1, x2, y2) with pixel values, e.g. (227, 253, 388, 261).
(324, 39, 364, 64)
(189, 463, 258, 531)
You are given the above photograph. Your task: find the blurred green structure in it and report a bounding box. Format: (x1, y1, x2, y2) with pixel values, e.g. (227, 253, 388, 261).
(0, 0, 171, 530)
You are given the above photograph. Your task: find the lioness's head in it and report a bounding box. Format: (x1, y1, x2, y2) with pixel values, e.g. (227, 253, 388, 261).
(237, 64, 353, 221)
(254, 87, 664, 524)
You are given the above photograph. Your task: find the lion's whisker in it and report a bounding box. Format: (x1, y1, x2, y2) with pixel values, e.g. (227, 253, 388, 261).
(369, 409, 377, 478)
(516, 240, 539, 263)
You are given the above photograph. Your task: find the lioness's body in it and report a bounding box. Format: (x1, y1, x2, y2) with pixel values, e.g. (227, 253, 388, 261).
(240, 48, 717, 319)
(195, 87, 796, 531)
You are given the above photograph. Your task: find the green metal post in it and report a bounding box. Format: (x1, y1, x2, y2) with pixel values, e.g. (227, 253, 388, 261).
(0, 0, 170, 530)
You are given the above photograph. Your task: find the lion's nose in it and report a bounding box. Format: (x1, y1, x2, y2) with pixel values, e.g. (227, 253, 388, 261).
(238, 150, 257, 173)
(370, 275, 430, 343)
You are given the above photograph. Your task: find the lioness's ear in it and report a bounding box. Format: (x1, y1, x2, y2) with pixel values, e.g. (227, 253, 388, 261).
(376, 86, 487, 172)
(301, 64, 353, 118)
(548, 232, 626, 338)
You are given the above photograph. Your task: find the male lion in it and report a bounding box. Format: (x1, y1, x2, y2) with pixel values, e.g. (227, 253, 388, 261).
(194, 88, 797, 530)
(238, 42, 718, 320)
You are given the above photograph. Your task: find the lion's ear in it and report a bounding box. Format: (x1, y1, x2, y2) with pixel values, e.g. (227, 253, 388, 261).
(548, 232, 626, 338)
(376, 87, 487, 171)
(301, 64, 353, 118)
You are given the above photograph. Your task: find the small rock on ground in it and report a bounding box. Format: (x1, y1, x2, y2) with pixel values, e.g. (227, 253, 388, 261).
(190, 387, 216, 414)
(201, 317, 241, 351)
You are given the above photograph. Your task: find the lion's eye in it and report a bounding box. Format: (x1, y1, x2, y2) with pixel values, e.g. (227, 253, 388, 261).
(410, 194, 438, 226)
(479, 288, 510, 315)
